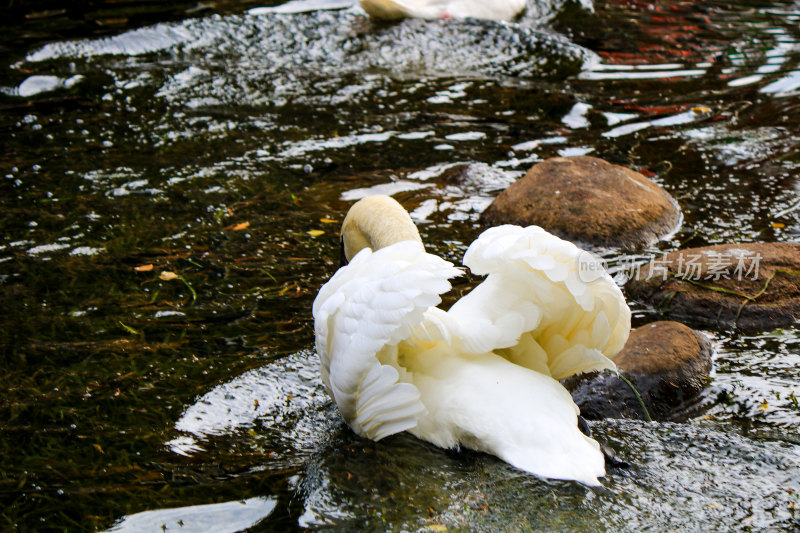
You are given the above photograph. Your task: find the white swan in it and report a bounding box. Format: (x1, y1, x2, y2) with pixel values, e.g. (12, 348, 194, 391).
(313, 195, 630, 485)
(360, 0, 526, 21)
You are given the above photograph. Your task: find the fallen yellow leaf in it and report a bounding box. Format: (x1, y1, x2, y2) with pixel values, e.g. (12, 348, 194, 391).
(159, 271, 179, 281)
(233, 221, 250, 231)
(278, 283, 295, 296)
(134, 264, 154, 272)
(320, 218, 338, 224)
(93, 444, 104, 454)
(307, 229, 325, 237)
(772, 222, 785, 228)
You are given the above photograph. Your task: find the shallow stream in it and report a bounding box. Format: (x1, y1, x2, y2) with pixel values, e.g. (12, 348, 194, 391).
(1, 0, 800, 530)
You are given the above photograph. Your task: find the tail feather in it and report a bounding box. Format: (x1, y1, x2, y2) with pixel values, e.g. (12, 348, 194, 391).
(408, 352, 606, 485)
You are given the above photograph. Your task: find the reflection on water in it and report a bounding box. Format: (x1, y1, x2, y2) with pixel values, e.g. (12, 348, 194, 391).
(1, 74, 84, 97)
(106, 497, 277, 533)
(581, 65, 707, 80)
(249, 0, 355, 14)
(603, 107, 711, 138)
(708, 328, 800, 434)
(167, 350, 332, 457)
(2, 0, 800, 530)
(762, 69, 800, 95)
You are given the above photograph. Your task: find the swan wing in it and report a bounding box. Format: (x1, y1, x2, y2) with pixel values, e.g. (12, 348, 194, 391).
(448, 225, 630, 379)
(313, 240, 462, 440)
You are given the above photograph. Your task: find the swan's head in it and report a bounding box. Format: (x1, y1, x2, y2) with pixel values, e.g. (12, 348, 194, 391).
(340, 195, 423, 263)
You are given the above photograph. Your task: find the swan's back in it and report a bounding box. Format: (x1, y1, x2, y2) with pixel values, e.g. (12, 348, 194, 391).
(360, 0, 526, 20)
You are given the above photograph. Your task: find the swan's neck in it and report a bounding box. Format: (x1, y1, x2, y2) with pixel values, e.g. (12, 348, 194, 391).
(341, 195, 423, 261)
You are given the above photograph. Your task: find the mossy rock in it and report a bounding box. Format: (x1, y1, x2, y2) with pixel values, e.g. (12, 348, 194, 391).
(564, 321, 712, 421)
(626, 242, 800, 330)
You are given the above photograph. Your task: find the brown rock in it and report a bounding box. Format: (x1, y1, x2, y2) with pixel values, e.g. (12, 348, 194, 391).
(564, 321, 712, 421)
(626, 242, 800, 330)
(481, 156, 681, 250)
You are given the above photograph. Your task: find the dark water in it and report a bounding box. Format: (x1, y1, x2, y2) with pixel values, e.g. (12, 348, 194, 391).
(1, 0, 800, 530)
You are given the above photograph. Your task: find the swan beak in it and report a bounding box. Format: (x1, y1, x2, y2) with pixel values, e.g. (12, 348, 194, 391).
(339, 237, 348, 267)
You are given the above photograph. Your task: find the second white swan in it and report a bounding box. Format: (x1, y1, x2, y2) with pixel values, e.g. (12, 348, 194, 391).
(359, 0, 527, 21)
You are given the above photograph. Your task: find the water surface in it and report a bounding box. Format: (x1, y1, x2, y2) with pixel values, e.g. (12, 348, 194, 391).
(1, 0, 800, 530)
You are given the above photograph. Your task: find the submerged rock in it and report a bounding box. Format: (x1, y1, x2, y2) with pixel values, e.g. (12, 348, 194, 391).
(626, 242, 800, 330)
(480, 156, 681, 250)
(565, 321, 712, 421)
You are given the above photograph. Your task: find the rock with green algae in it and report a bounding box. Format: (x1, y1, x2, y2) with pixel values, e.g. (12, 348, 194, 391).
(626, 242, 800, 330)
(564, 321, 712, 421)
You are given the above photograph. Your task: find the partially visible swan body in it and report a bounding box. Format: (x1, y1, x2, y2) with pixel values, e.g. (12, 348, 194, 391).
(360, 0, 526, 21)
(313, 195, 630, 485)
